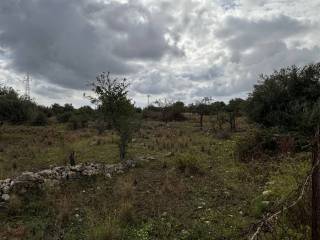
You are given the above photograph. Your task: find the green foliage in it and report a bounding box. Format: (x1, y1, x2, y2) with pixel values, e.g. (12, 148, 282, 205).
(0, 86, 41, 124)
(235, 128, 279, 162)
(87, 216, 121, 240)
(173, 152, 203, 175)
(90, 72, 139, 160)
(67, 114, 88, 130)
(31, 111, 48, 126)
(247, 64, 320, 135)
(57, 111, 73, 123)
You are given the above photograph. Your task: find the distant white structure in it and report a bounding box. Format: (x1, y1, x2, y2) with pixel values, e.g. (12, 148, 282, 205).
(24, 73, 31, 99)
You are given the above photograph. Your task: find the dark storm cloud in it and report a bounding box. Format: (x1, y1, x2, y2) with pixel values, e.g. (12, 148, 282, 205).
(0, 0, 179, 90)
(33, 84, 72, 100)
(1, 0, 320, 106)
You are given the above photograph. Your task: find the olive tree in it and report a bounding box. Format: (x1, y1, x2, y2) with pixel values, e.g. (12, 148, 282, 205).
(90, 72, 139, 161)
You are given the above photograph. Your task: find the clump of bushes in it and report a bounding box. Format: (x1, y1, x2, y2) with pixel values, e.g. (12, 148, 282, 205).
(235, 128, 298, 162)
(56, 111, 73, 123)
(215, 130, 231, 140)
(67, 114, 89, 130)
(235, 129, 268, 162)
(0, 86, 50, 125)
(88, 216, 121, 240)
(173, 152, 203, 175)
(31, 111, 48, 126)
(142, 101, 186, 122)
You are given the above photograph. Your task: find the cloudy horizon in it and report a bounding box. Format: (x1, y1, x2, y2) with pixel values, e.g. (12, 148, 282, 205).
(1, 0, 320, 107)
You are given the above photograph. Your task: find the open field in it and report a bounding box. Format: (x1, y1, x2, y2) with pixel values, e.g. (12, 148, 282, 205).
(0, 117, 310, 239)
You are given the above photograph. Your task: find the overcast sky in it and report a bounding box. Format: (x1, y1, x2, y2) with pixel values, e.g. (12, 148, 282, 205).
(0, 0, 320, 107)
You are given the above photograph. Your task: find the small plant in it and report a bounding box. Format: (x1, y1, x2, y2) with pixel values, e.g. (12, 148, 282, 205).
(235, 130, 263, 162)
(119, 200, 135, 225)
(88, 216, 121, 240)
(173, 152, 203, 175)
(31, 111, 48, 126)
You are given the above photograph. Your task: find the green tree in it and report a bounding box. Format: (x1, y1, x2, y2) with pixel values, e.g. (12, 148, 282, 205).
(90, 72, 139, 161)
(247, 64, 320, 133)
(226, 98, 246, 131)
(195, 97, 212, 130)
(0, 86, 36, 124)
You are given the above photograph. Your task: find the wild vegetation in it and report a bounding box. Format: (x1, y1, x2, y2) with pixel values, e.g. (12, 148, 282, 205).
(0, 64, 319, 239)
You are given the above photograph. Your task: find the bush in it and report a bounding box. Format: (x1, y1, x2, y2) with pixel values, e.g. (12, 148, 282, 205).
(88, 216, 121, 240)
(0, 86, 37, 124)
(119, 200, 135, 225)
(67, 114, 88, 130)
(56, 112, 72, 123)
(215, 130, 231, 140)
(235, 129, 263, 162)
(174, 152, 203, 175)
(235, 128, 295, 162)
(31, 111, 48, 126)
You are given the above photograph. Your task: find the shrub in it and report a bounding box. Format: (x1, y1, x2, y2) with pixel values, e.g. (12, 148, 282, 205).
(235, 129, 265, 162)
(56, 112, 72, 123)
(88, 216, 121, 240)
(0, 86, 37, 124)
(235, 128, 286, 162)
(31, 111, 48, 126)
(215, 130, 231, 140)
(174, 152, 203, 175)
(119, 200, 135, 225)
(67, 114, 88, 130)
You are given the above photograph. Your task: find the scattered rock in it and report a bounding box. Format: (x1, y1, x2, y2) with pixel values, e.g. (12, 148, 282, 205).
(1, 194, 10, 201)
(105, 173, 112, 179)
(0, 160, 137, 204)
(164, 152, 174, 157)
(262, 190, 272, 196)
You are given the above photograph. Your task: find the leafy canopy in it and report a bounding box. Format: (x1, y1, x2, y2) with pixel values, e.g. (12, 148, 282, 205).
(247, 63, 320, 135)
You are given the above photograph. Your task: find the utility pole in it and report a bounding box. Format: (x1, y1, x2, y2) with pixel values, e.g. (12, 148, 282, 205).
(312, 125, 320, 240)
(147, 94, 150, 106)
(24, 73, 31, 100)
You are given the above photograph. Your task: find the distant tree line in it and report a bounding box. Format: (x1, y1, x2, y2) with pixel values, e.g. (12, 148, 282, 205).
(0, 85, 97, 128)
(142, 97, 246, 132)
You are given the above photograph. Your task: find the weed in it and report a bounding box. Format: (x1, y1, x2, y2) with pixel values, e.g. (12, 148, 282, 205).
(88, 216, 121, 240)
(173, 152, 204, 175)
(118, 200, 136, 225)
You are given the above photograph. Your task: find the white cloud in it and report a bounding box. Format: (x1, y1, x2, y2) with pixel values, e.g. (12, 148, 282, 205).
(0, 0, 320, 107)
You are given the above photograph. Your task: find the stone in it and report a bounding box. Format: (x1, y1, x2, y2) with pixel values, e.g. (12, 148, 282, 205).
(105, 173, 112, 179)
(17, 172, 39, 182)
(262, 190, 272, 196)
(0, 160, 136, 205)
(2, 185, 10, 194)
(164, 152, 174, 157)
(1, 194, 10, 201)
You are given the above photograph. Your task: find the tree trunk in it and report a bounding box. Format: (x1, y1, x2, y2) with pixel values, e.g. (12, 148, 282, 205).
(120, 143, 126, 161)
(119, 136, 126, 161)
(200, 114, 203, 130)
(312, 127, 320, 240)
